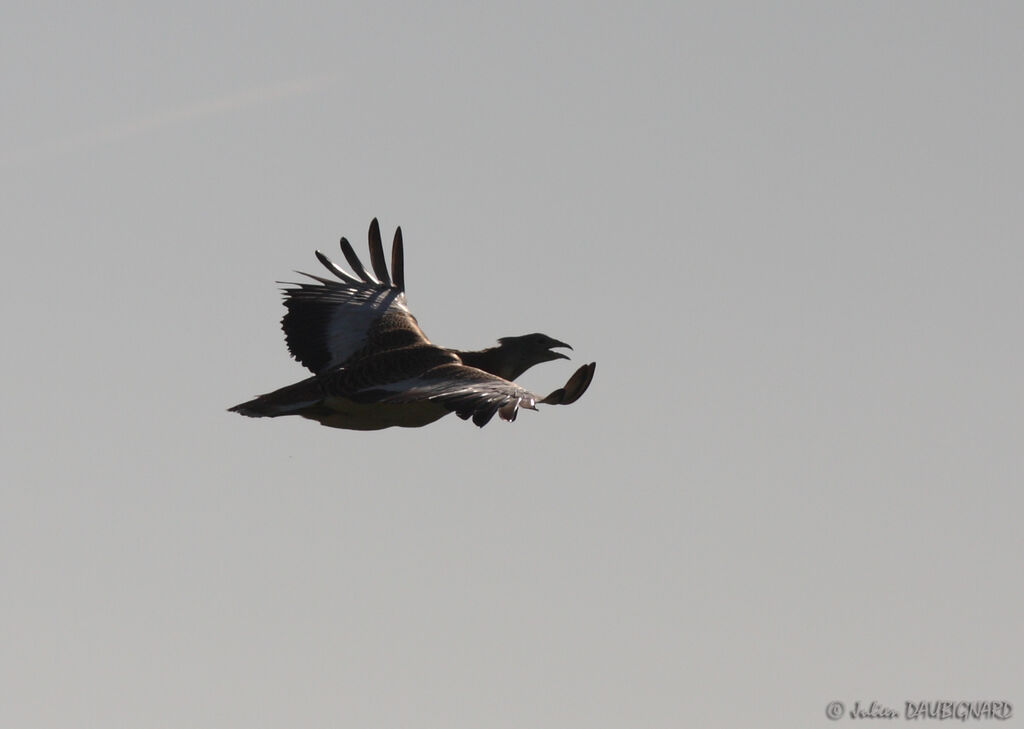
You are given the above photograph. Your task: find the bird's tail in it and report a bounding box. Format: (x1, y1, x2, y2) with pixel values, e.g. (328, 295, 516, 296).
(228, 376, 323, 418)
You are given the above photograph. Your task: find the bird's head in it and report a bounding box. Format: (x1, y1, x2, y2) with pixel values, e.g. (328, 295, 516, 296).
(496, 333, 572, 379)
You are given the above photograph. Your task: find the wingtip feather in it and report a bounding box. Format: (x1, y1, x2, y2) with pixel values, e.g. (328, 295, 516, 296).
(540, 362, 596, 405)
(339, 236, 378, 284)
(368, 218, 392, 287)
(392, 227, 405, 292)
(315, 250, 359, 284)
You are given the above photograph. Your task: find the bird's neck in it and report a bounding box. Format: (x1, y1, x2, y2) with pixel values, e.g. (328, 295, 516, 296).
(457, 345, 521, 380)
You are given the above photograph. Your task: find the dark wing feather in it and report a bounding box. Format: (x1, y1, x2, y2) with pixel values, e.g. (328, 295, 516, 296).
(314, 250, 360, 285)
(391, 227, 405, 292)
(367, 218, 391, 287)
(281, 220, 423, 374)
(339, 236, 377, 284)
(541, 362, 596, 405)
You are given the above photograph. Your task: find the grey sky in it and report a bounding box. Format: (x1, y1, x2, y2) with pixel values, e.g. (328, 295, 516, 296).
(3, 3, 1022, 728)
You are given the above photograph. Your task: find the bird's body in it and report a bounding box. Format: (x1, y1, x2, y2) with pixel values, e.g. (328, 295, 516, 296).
(237, 373, 451, 430)
(229, 219, 595, 430)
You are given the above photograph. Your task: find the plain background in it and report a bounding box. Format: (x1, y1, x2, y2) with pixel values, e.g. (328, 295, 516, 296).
(3, 3, 1022, 728)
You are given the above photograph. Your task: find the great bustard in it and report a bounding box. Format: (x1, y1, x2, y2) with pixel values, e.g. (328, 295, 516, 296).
(229, 219, 595, 429)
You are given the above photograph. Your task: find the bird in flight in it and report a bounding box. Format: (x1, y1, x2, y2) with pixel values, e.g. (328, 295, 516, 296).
(229, 219, 596, 429)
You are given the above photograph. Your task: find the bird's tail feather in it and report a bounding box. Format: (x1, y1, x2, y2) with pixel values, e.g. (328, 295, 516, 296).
(228, 376, 322, 418)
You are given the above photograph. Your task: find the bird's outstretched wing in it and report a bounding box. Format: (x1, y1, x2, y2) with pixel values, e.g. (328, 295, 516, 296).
(281, 218, 424, 374)
(350, 361, 598, 427)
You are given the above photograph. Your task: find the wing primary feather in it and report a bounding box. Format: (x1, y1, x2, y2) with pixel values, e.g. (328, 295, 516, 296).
(499, 400, 519, 422)
(314, 250, 360, 284)
(540, 362, 596, 405)
(391, 227, 405, 292)
(339, 236, 378, 284)
(292, 271, 339, 286)
(367, 218, 392, 287)
(472, 404, 500, 427)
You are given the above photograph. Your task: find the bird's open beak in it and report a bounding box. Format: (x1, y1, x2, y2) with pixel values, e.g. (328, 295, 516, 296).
(549, 339, 573, 360)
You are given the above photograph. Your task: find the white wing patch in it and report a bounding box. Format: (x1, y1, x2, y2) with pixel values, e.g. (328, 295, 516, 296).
(320, 289, 413, 371)
(280, 222, 421, 374)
